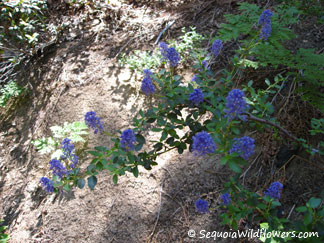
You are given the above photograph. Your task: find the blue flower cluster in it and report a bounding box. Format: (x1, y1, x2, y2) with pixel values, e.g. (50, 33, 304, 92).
(225, 89, 249, 121)
(258, 9, 273, 40)
(49, 159, 68, 179)
(189, 88, 204, 105)
(120, 129, 137, 151)
(159, 41, 168, 57)
(61, 138, 78, 168)
(192, 74, 198, 83)
(229, 136, 255, 160)
(159, 42, 180, 67)
(141, 69, 155, 95)
(264, 182, 283, 200)
(40, 177, 54, 193)
(211, 39, 223, 57)
(195, 199, 209, 213)
(143, 69, 153, 77)
(84, 111, 103, 134)
(202, 60, 208, 69)
(192, 131, 217, 156)
(220, 193, 232, 206)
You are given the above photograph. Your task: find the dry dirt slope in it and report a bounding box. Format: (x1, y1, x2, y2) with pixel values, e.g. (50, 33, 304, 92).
(0, 37, 233, 243)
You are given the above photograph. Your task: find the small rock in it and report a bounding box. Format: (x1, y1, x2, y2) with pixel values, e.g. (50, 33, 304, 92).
(92, 19, 100, 26)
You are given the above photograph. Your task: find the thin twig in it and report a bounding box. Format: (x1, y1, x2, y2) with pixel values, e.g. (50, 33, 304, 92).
(270, 79, 287, 104)
(114, 36, 136, 59)
(295, 155, 324, 171)
(154, 20, 176, 45)
(278, 81, 295, 117)
(147, 182, 163, 242)
(287, 204, 296, 219)
(240, 152, 261, 185)
(244, 113, 299, 142)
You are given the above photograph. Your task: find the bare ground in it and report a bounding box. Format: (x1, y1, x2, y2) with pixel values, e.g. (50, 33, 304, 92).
(0, 32, 233, 243)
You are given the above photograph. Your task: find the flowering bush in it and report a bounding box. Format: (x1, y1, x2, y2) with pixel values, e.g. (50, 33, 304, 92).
(258, 9, 273, 40)
(35, 2, 324, 241)
(264, 182, 283, 200)
(141, 70, 156, 95)
(195, 199, 209, 214)
(192, 131, 217, 156)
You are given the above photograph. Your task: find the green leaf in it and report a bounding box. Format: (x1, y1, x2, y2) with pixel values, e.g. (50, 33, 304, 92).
(271, 201, 281, 207)
(104, 164, 117, 172)
(134, 143, 144, 151)
(94, 146, 108, 152)
(147, 118, 156, 123)
(260, 222, 269, 229)
(318, 208, 324, 217)
(113, 174, 118, 184)
(231, 127, 240, 135)
(153, 142, 163, 151)
(77, 178, 86, 189)
(177, 147, 184, 154)
(96, 161, 104, 171)
(296, 206, 307, 213)
(304, 213, 313, 226)
(308, 197, 321, 208)
(166, 137, 174, 145)
(160, 130, 168, 141)
(168, 129, 179, 139)
(152, 127, 162, 132)
(228, 160, 241, 173)
(257, 203, 267, 210)
(87, 164, 96, 174)
(63, 184, 71, 191)
(136, 134, 145, 144)
(220, 156, 229, 165)
(132, 167, 139, 178)
(87, 176, 97, 190)
(88, 151, 102, 157)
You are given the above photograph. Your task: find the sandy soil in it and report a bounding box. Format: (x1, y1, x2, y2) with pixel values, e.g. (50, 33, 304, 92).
(0, 35, 234, 242)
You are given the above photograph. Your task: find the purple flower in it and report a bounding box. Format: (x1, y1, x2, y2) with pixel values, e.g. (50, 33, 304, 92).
(159, 42, 181, 67)
(192, 131, 217, 156)
(224, 89, 249, 121)
(69, 154, 79, 168)
(40, 177, 54, 193)
(166, 47, 180, 67)
(61, 138, 74, 156)
(143, 69, 153, 78)
(258, 9, 273, 25)
(202, 60, 208, 69)
(229, 136, 255, 160)
(60, 138, 78, 168)
(49, 159, 68, 179)
(159, 42, 169, 61)
(258, 10, 273, 40)
(195, 199, 209, 213)
(220, 193, 232, 206)
(189, 88, 204, 105)
(84, 111, 103, 134)
(264, 182, 283, 200)
(192, 74, 198, 82)
(260, 23, 272, 40)
(141, 76, 155, 95)
(120, 129, 137, 151)
(211, 39, 223, 57)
